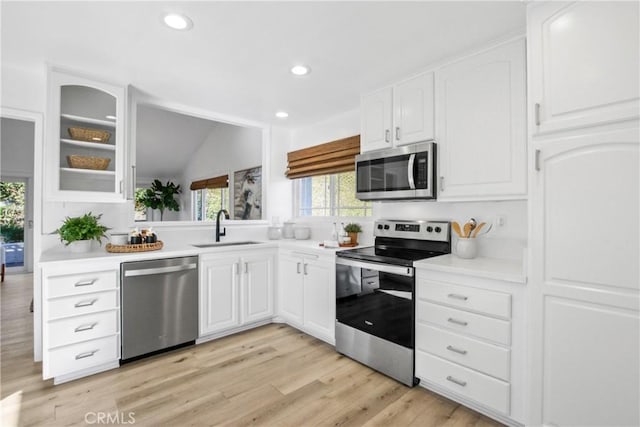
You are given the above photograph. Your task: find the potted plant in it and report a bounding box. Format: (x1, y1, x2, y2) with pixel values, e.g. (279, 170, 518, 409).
(55, 212, 109, 253)
(344, 223, 362, 245)
(139, 179, 182, 221)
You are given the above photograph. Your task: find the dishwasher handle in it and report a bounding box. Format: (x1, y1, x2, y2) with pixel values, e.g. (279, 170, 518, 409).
(124, 263, 197, 277)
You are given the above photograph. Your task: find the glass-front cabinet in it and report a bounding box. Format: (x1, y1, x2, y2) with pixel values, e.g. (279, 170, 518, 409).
(46, 68, 127, 202)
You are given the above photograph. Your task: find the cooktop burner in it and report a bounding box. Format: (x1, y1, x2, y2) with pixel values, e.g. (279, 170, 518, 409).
(336, 219, 452, 267)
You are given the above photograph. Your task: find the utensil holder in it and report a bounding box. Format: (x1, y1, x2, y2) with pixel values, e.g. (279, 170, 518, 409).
(455, 238, 477, 259)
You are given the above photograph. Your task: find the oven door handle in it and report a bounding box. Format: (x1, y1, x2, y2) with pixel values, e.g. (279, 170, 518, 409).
(336, 257, 414, 277)
(407, 153, 416, 190)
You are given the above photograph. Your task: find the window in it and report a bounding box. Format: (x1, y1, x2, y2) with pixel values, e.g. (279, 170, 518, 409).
(295, 171, 371, 217)
(193, 188, 228, 221)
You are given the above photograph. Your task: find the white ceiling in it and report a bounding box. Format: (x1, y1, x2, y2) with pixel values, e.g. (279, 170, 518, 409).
(1, 1, 526, 128)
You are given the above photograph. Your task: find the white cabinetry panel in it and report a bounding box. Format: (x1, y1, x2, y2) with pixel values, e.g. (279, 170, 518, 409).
(529, 2, 640, 133)
(437, 39, 526, 200)
(542, 297, 639, 427)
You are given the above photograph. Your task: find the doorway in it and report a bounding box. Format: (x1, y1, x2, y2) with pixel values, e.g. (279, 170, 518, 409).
(1, 117, 35, 275)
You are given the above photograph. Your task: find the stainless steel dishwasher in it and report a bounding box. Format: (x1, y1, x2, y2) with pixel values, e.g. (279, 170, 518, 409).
(121, 256, 198, 362)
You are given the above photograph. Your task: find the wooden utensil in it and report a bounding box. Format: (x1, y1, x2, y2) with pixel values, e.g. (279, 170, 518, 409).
(472, 222, 486, 238)
(463, 222, 473, 238)
(452, 222, 463, 238)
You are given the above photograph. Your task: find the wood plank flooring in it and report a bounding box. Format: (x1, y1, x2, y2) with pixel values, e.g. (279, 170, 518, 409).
(1, 274, 502, 426)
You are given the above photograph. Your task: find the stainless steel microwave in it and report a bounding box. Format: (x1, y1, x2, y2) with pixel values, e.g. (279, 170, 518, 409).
(355, 141, 436, 201)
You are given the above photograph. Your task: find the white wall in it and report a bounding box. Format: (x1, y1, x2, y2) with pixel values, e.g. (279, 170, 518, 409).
(181, 122, 262, 220)
(1, 117, 35, 174)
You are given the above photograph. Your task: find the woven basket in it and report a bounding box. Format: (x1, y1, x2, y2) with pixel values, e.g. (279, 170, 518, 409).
(66, 155, 111, 171)
(68, 127, 111, 143)
(105, 241, 163, 253)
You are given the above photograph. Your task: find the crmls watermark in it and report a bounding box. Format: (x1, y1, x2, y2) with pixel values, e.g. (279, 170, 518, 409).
(84, 411, 136, 425)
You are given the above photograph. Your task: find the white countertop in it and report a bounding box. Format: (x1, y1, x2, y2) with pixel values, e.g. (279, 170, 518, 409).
(414, 254, 527, 284)
(39, 239, 354, 265)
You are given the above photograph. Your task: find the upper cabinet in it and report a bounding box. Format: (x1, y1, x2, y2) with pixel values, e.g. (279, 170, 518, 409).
(361, 72, 434, 153)
(436, 39, 527, 201)
(528, 2, 640, 135)
(46, 68, 127, 202)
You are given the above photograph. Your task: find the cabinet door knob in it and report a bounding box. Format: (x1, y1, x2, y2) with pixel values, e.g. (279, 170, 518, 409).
(75, 349, 98, 360)
(74, 299, 98, 308)
(535, 103, 541, 126)
(447, 317, 468, 326)
(303, 264, 308, 275)
(244, 262, 249, 274)
(446, 345, 468, 355)
(74, 279, 97, 287)
(446, 375, 467, 387)
(385, 129, 391, 143)
(395, 126, 401, 141)
(447, 293, 468, 301)
(297, 262, 301, 274)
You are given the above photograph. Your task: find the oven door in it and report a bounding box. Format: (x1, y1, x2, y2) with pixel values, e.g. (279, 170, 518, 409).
(336, 257, 415, 349)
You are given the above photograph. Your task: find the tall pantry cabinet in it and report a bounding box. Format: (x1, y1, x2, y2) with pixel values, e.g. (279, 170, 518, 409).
(527, 2, 639, 426)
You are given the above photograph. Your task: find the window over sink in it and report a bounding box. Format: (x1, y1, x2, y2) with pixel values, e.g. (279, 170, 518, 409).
(192, 188, 228, 221)
(294, 171, 371, 217)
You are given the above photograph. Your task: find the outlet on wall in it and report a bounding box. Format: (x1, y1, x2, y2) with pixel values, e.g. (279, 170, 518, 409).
(495, 215, 506, 228)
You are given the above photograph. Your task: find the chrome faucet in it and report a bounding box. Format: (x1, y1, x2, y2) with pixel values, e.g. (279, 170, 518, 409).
(216, 209, 230, 242)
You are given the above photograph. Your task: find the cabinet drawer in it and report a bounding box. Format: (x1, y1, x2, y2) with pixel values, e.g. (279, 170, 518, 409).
(48, 310, 118, 349)
(47, 270, 118, 298)
(416, 350, 510, 414)
(416, 323, 510, 381)
(417, 301, 511, 346)
(47, 290, 118, 320)
(417, 280, 511, 319)
(48, 335, 119, 378)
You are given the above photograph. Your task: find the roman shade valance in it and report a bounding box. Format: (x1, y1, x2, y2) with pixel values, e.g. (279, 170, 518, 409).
(285, 135, 361, 179)
(189, 174, 229, 191)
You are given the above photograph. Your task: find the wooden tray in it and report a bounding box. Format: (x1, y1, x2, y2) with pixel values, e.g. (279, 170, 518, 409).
(105, 241, 163, 253)
(338, 242, 358, 247)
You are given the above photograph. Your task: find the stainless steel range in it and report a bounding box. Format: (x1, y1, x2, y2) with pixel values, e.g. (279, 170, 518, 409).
(335, 219, 451, 386)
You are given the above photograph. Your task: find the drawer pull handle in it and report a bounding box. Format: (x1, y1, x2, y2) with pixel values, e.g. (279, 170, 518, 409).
(364, 320, 374, 326)
(446, 375, 467, 387)
(447, 317, 468, 326)
(446, 345, 468, 355)
(74, 279, 97, 287)
(74, 322, 98, 332)
(74, 299, 98, 308)
(447, 293, 468, 301)
(75, 349, 98, 360)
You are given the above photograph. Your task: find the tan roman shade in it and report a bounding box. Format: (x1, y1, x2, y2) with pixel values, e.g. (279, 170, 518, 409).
(190, 174, 229, 191)
(285, 135, 360, 179)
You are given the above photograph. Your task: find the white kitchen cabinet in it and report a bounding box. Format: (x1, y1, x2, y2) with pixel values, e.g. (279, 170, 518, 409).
(199, 249, 275, 338)
(278, 250, 335, 344)
(528, 2, 640, 135)
(41, 260, 121, 384)
(46, 68, 127, 202)
(436, 38, 527, 201)
(415, 269, 526, 426)
(529, 127, 640, 427)
(199, 255, 241, 335)
(361, 72, 434, 153)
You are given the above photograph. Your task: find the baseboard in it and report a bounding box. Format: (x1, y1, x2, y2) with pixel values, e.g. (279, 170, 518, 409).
(53, 361, 119, 385)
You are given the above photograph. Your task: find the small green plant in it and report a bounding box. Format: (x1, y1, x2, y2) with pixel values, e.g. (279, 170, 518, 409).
(0, 224, 24, 243)
(55, 212, 109, 245)
(344, 223, 362, 233)
(140, 179, 182, 221)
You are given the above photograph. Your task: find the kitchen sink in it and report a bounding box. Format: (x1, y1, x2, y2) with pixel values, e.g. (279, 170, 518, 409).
(191, 241, 262, 248)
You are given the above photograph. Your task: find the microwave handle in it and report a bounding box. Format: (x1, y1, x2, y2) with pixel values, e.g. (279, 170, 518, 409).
(407, 154, 416, 189)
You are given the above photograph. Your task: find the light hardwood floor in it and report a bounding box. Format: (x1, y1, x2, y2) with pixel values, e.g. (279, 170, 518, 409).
(1, 273, 502, 426)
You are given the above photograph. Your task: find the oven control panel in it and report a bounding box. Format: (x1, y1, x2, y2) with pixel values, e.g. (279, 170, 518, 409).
(374, 220, 450, 242)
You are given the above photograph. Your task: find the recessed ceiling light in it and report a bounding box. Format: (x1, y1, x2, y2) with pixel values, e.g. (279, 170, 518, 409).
(290, 65, 310, 76)
(163, 13, 193, 31)
(275, 111, 289, 119)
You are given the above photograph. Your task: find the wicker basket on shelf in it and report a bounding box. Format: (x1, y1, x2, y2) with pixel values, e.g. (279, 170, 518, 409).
(66, 155, 111, 171)
(105, 241, 163, 253)
(68, 127, 111, 143)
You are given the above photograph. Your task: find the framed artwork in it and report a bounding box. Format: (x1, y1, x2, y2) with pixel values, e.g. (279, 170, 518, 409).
(233, 166, 262, 220)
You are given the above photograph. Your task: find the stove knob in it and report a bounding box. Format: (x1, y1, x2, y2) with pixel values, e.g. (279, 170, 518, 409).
(426, 226, 433, 232)
(377, 224, 383, 230)
(384, 224, 390, 230)
(435, 226, 442, 233)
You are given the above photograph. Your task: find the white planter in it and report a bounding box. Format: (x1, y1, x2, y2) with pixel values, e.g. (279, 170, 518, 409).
(68, 240, 92, 253)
